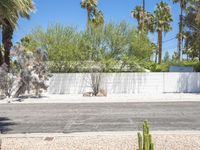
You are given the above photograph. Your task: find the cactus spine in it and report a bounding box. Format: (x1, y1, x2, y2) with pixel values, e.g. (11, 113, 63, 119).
(137, 120, 154, 150)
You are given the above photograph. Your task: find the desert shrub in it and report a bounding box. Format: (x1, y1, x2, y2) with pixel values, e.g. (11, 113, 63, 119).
(23, 22, 156, 73)
(0, 64, 16, 98)
(148, 63, 169, 72)
(170, 61, 197, 67)
(194, 62, 200, 72)
(13, 45, 51, 98)
(149, 61, 200, 72)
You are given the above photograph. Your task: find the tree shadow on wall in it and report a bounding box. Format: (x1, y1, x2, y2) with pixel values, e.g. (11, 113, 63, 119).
(0, 117, 16, 134)
(177, 73, 200, 93)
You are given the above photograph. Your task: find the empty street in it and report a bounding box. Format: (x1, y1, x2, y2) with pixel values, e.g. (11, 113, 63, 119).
(0, 102, 200, 134)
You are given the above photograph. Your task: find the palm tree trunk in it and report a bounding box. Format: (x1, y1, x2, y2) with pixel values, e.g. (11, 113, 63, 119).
(0, 45, 3, 66)
(2, 19, 13, 70)
(143, 0, 145, 11)
(87, 9, 91, 32)
(142, 0, 145, 32)
(158, 30, 162, 64)
(178, 5, 183, 61)
(87, 8, 93, 61)
(138, 19, 141, 31)
(155, 50, 158, 63)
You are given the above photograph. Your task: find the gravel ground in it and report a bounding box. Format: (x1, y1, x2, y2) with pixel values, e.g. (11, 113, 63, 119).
(1, 132, 200, 150)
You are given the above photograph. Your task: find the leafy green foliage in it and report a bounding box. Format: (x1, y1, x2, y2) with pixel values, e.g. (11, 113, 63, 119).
(194, 62, 200, 72)
(154, 1, 173, 32)
(81, 0, 104, 29)
(184, 0, 200, 60)
(149, 60, 200, 72)
(163, 51, 170, 63)
(131, 6, 155, 33)
(23, 22, 156, 73)
(0, 0, 35, 28)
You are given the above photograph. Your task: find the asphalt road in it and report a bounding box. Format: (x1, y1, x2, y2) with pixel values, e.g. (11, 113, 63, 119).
(0, 102, 200, 134)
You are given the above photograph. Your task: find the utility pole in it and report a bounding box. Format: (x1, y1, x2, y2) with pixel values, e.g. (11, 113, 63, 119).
(143, 0, 145, 11)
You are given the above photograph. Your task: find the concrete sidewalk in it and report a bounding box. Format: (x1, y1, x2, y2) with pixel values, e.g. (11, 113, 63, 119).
(1, 93, 200, 104)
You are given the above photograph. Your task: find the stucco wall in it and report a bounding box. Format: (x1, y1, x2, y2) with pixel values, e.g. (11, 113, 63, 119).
(47, 73, 200, 94)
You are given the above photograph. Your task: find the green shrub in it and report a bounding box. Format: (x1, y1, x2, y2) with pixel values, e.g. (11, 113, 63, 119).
(23, 23, 155, 73)
(148, 63, 169, 72)
(194, 62, 200, 72)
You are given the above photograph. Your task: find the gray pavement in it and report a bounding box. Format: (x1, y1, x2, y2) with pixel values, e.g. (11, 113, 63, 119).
(0, 102, 200, 134)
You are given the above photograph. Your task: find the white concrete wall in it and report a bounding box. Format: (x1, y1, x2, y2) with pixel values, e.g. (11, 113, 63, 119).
(47, 73, 200, 94)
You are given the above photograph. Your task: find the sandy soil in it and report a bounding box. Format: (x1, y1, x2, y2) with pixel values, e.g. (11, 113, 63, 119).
(1, 132, 200, 150)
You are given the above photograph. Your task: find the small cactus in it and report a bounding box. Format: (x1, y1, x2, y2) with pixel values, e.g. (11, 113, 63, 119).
(138, 120, 154, 150)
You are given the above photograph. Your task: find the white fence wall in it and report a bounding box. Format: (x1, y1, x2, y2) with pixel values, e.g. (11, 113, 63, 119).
(48, 73, 200, 94)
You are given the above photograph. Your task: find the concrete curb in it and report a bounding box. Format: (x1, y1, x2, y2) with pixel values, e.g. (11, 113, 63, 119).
(0, 93, 200, 104)
(2, 131, 200, 138)
(0, 138, 1, 150)
(1, 99, 200, 104)
(1, 94, 200, 104)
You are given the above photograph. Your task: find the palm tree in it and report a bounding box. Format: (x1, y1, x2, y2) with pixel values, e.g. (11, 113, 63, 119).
(81, 0, 98, 30)
(132, 6, 154, 33)
(154, 1, 173, 64)
(81, 0, 103, 61)
(132, 6, 143, 30)
(0, 0, 34, 68)
(196, 8, 200, 26)
(92, 9, 104, 28)
(0, 0, 19, 66)
(142, 0, 145, 31)
(173, 0, 187, 61)
(144, 12, 155, 33)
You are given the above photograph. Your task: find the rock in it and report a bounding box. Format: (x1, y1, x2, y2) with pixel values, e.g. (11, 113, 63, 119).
(44, 137, 54, 141)
(83, 92, 94, 97)
(96, 89, 107, 97)
(0, 95, 6, 100)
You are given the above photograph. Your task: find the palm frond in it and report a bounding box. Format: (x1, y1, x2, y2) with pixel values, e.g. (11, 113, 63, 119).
(0, 0, 35, 28)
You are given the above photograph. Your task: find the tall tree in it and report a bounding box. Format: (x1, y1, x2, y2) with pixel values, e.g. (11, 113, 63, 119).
(142, 0, 145, 31)
(91, 8, 104, 28)
(154, 1, 173, 64)
(163, 51, 170, 62)
(81, 0, 98, 30)
(173, 0, 187, 61)
(0, 0, 19, 66)
(132, 6, 143, 30)
(184, 0, 200, 60)
(132, 7, 154, 33)
(81, 0, 104, 61)
(0, 0, 34, 68)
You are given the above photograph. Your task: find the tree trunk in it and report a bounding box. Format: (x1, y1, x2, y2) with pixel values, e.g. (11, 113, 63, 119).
(142, 0, 145, 32)
(87, 9, 91, 32)
(87, 8, 93, 61)
(0, 45, 3, 66)
(2, 19, 13, 70)
(138, 19, 140, 31)
(155, 50, 157, 63)
(158, 30, 162, 64)
(178, 5, 183, 61)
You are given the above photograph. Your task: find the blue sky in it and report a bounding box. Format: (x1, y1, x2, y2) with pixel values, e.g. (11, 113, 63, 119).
(13, 0, 180, 56)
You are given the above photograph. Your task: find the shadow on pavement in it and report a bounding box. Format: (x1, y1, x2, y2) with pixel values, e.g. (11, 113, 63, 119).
(0, 117, 16, 134)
